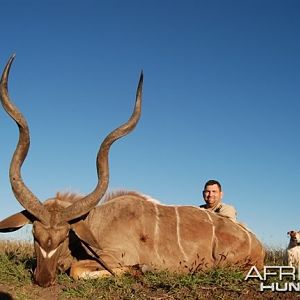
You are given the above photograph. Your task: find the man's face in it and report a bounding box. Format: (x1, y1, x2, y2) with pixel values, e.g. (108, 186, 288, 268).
(203, 184, 223, 208)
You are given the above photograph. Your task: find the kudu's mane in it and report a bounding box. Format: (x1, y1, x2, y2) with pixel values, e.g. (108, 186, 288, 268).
(102, 190, 161, 204)
(54, 190, 160, 206)
(56, 192, 85, 203)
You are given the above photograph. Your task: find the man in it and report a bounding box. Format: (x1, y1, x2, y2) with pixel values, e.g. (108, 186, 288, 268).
(200, 179, 237, 220)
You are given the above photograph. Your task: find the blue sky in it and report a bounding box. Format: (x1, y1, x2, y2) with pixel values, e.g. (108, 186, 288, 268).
(0, 0, 299, 248)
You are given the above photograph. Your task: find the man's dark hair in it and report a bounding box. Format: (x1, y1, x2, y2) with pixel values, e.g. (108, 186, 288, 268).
(204, 179, 222, 191)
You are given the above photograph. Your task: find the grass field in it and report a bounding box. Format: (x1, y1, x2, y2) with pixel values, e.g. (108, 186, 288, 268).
(0, 240, 299, 300)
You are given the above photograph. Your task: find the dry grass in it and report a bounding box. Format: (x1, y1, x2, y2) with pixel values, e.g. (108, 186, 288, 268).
(0, 240, 34, 257)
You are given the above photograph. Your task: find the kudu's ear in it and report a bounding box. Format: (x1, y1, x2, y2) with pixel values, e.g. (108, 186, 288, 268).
(71, 220, 101, 250)
(0, 210, 34, 232)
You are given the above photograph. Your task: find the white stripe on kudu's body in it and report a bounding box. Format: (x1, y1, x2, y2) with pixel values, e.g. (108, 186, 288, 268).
(175, 207, 188, 261)
(153, 202, 161, 262)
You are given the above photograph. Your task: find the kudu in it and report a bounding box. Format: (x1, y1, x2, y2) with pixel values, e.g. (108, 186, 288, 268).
(0, 55, 265, 287)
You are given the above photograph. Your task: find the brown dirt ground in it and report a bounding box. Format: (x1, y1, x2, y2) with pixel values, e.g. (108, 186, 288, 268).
(1, 282, 300, 300)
